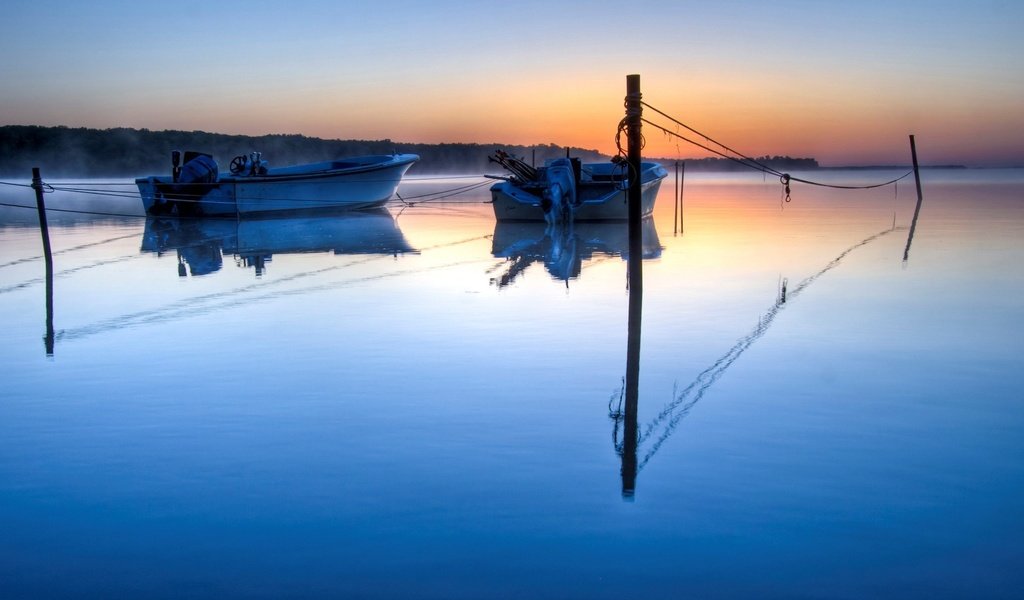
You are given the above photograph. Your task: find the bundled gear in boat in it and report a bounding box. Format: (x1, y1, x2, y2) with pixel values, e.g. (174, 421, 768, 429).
(229, 152, 269, 176)
(489, 149, 585, 223)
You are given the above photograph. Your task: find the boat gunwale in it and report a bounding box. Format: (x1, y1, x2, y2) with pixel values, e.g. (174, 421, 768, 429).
(135, 153, 419, 186)
(222, 154, 419, 184)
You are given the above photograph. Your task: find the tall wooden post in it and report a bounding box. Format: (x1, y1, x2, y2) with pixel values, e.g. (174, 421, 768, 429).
(622, 74, 644, 498)
(679, 160, 685, 234)
(31, 168, 53, 264)
(32, 168, 55, 355)
(673, 161, 679, 235)
(626, 74, 643, 294)
(903, 135, 925, 261)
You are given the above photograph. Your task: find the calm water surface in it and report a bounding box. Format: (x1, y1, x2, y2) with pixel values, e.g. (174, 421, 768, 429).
(1, 170, 1022, 598)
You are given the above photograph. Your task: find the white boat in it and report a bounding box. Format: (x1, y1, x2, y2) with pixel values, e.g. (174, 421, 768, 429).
(137, 150, 419, 216)
(489, 150, 668, 222)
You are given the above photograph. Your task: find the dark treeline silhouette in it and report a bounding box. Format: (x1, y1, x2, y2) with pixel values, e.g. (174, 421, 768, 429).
(0, 125, 608, 178)
(650, 155, 819, 171)
(0, 125, 825, 177)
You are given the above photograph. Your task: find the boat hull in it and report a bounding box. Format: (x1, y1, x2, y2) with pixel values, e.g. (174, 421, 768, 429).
(490, 161, 667, 222)
(137, 154, 418, 216)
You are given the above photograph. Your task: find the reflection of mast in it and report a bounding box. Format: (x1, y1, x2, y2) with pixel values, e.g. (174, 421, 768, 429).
(611, 226, 898, 482)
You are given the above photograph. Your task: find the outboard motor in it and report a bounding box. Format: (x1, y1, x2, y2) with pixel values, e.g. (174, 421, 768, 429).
(542, 157, 577, 224)
(177, 152, 218, 186)
(151, 152, 218, 216)
(147, 151, 219, 216)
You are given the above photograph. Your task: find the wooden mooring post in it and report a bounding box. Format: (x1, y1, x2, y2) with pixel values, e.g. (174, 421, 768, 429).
(673, 161, 679, 235)
(674, 160, 685, 235)
(622, 74, 644, 498)
(32, 167, 55, 355)
(31, 168, 53, 264)
(903, 135, 925, 262)
(625, 74, 643, 293)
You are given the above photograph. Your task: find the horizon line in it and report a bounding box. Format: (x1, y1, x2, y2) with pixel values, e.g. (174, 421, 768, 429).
(2, 123, 1020, 170)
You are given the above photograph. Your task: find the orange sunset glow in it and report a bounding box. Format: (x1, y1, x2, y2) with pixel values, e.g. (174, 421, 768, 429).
(2, 2, 1022, 167)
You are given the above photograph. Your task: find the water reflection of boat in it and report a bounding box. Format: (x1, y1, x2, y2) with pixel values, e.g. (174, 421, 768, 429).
(141, 209, 415, 276)
(490, 218, 661, 286)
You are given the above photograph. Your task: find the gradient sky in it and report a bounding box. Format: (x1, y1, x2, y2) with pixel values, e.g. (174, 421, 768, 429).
(2, 0, 1021, 166)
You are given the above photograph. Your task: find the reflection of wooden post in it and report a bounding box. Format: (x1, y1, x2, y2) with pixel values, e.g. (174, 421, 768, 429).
(622, 255, 642, 499)
(903, 135, 925, 262)
(43, 254, 54, 356)
(32, 168, 55, 356)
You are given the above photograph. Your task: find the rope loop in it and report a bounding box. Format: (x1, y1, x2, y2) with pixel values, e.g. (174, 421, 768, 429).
(624, 91, 643, 118)
(29, 178, 55, 193)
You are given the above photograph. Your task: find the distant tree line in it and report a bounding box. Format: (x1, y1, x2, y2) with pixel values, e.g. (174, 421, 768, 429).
(0, 125, 608, 178)
(650, 155, 819, 171)
(0, 125, 821, 177)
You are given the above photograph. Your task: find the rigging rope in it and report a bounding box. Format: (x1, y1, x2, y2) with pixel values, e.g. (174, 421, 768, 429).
(639, 101, 915, 196)
(0, 174, 496, 219)
(53, 234, 492, 344)
(642, 101, 785, 177)
(0, 231, 140, 270)
(614, 226, 902, 472)
(0, 200, 147, 220)
(393, 179, 493, 205)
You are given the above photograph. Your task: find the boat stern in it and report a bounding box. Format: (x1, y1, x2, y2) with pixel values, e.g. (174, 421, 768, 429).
(491, 181, 549, 221)
(136, 176, 167, 214)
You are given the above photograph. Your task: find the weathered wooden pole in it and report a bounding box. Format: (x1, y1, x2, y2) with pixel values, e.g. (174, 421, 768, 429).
(679, 160, 685, 234)
(622, 74, 644, 498)
(32, 168, 55, 355)
(903, 135, 925, 261)
(626, 74, 643, 293)
(673, 161, 679, 235)
(31, 168, 53, 264)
